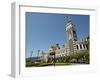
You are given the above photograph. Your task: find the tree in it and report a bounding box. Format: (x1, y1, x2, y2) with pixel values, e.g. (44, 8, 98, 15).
(65, 50, 89, 64)
(65, 55, 70, 62)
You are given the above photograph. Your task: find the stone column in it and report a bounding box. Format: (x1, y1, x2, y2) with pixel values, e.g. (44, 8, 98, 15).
(85, 45, 87, 50)
(82, 44, 84, 50)
(78, 44, 80, 50)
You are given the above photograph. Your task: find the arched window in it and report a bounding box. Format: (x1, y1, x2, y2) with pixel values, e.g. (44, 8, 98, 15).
(76, 45, 78, 50)
(80, 44, 82, 49)
(83, 44, 85, 49)
(86, 44, 89, 50)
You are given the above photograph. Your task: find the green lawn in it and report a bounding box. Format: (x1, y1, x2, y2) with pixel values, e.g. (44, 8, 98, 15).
(26, 62, 79, 67)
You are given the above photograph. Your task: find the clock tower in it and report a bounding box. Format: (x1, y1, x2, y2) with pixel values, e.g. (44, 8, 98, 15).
(66, 17, 77, 54)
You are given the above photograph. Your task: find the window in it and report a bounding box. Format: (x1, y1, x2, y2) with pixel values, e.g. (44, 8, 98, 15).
(80, 44, 82, 49)
(76, 45, 79, 50)
(83, 44, 85, 49)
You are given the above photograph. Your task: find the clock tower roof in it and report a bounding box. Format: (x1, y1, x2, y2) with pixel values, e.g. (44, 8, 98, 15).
(66, 17, 74, 31)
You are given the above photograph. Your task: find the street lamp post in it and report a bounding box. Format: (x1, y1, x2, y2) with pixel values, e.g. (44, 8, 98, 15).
(37, 50, 40, 59)
(30, 50, 33, 62)
(50, 51, 55, 66)
(54, 52, 55, 66)
(65, 48, 68, 63)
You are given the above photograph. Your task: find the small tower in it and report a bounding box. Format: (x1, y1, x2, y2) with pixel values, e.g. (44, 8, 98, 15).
(66, 17, 77, 54)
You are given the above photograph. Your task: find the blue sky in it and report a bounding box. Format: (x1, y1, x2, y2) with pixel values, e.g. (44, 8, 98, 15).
(26, 12, 89, 58)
